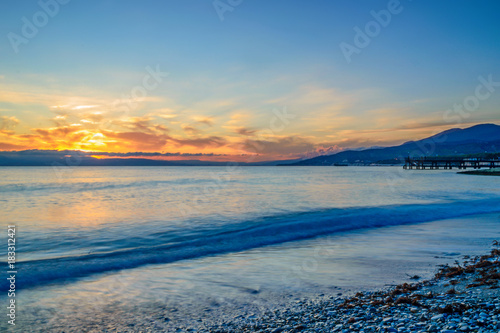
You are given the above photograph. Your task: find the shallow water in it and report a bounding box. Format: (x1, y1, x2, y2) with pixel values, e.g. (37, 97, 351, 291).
(1, 166, 499, 331)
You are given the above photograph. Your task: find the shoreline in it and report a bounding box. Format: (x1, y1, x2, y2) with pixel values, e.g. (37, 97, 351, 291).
(5, 212, 500, 332)
(13, 212, 499, 333)
(458, 168, 500, 176)
(208, 243, 500, 333)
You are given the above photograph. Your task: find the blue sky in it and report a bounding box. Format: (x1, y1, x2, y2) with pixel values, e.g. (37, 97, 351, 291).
(1, 0, 499, 160)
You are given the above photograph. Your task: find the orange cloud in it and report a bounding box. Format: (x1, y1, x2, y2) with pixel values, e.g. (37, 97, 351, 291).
(102, 130, 169, 151)
(0, 142, 27, 150)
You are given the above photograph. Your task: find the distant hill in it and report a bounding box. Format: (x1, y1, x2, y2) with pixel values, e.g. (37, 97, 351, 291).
(284, 123, 500, 166)
(0, 150, 300, 166)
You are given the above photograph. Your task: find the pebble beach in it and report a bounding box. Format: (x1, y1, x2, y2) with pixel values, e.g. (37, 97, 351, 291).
(203, 242, 500, 333)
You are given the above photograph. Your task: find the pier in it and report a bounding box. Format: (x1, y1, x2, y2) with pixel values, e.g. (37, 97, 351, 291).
(403, 157, 500, 170)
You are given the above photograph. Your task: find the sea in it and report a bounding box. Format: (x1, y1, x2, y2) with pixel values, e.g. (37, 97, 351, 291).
(0, 166, 499, 332)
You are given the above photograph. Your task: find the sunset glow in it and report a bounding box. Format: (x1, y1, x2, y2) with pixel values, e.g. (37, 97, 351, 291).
(1, 1, 499, 161)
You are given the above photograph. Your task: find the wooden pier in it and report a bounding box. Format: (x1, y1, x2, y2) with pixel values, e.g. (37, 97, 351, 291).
(404, 157, 500, 170)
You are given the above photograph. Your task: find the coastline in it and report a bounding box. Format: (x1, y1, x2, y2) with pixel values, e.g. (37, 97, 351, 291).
(458, 168, 500, 176)
(210, 244, 500, 333)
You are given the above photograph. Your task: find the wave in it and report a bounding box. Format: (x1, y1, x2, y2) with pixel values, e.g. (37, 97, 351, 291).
(5, 197, 500, 291)
(0, 178, 202, 194)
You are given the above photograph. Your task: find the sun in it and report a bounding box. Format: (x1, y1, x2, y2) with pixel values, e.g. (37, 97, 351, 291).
(77, 132, 109, 151)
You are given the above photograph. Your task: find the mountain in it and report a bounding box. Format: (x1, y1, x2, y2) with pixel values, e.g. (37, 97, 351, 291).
(284, 123, 500, 166)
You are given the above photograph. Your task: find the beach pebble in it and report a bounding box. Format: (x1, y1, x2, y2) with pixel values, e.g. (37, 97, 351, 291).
(432, 314, 445, 321)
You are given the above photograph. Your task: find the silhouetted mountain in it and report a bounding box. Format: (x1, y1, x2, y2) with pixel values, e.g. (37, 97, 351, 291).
(0, 150, 299, 166)
(284, 123, 500, 166)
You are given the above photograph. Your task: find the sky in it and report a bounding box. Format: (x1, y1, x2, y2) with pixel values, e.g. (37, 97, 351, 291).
(1, 0, 500, 161)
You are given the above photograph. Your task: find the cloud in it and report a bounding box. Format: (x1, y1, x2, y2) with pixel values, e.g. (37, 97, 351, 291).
(88, 151, 225, 157)
(312, 145, 344, 155)
(0, 111, 228, 153)
(393, 119, 488, 132)
(28, 126, 101, 150)
(34, 126, 83, 139)
(192, 116, 214, 126)
(82, 112, 105, 123)
(0, 84, 111, 110)
(298, 144, 350, 158)
(0, 149, 236, 165)
(0, 116, 19, 131)
(236, 127, 256, 136)
(157, 114, 178, 120)
(114, 116, 152, 132)
(173, 136, 227, 148)
(0, 142, 27, 150)
(153, 124, 169, 132)
(182, 125, 201, 135)
(224, 112, 253, 128)
(151, 108, 179, 121)
(6, 73, 480, 159)
(239, 136, 315, 155)
(113, 116, 170, 134)
(52, 114, 69, 127)
(72, 105, 99, 110)
(102, 130, 170, 151)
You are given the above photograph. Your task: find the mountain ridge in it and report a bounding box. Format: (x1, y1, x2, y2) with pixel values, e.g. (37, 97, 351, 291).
(0, 150, 301, 166)
(283, 123, 500, 166)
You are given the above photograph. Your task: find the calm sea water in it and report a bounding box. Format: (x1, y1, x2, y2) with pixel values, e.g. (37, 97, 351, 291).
(1, 166, 500, 331)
